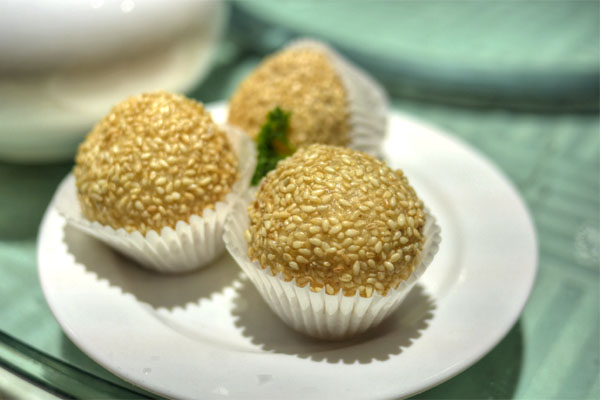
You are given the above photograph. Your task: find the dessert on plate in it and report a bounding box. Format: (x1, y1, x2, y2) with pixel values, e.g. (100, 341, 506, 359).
(224, 144, 440, 340)
(228, 39, 388, 157)
(56, 91, 255, 273)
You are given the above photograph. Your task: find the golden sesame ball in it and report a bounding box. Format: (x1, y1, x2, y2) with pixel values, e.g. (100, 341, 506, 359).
(245, 144, 425, 298)
(228, 47, 349, 148)
(74, 91, 238, 234)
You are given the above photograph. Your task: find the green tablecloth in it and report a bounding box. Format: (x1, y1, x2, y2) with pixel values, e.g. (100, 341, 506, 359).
(1, 2, 599, 398)
(231, 0, 600, 110)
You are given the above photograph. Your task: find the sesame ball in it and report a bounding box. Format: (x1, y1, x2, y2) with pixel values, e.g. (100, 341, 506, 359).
(228, 47, 349, 148)
(245, 144, 425, 298)
(74, 91, 238, 234)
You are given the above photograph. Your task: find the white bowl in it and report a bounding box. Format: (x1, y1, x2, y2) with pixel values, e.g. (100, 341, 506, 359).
(0, 0, 227, 162)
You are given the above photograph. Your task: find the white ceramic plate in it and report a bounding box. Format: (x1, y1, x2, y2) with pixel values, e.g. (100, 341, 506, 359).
(38, 106, 537, 399)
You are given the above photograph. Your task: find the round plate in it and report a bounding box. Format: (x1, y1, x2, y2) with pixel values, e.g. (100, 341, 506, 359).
(38, 106, 537, 399)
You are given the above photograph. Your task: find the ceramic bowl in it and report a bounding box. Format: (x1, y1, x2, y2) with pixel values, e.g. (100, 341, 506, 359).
(0, 0, 227, 162)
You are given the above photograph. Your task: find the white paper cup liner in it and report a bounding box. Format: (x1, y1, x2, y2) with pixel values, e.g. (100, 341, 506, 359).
(224, 201, 441, 340)
(286, 38, 389, 158)
(55, 124, 256, 273)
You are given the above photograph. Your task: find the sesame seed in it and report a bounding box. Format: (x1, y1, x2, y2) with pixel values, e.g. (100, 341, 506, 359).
(354, 236, 367, 245)
(338, 199, 351, 207)
(285, 223, 297, 232)
(298, 248, 311, 257)
(198, 176, 212, 186)
(389, 252, 402, 263)
(296, 255, 309, 264)
(309, 237, 322, 246)
(397, 214, 406, 226)
(330, 224, 342, 234)
(289, 261, 300, 270)
(326, 284, 336, 295)
(309, 226, 321, 234)
(353, 261, 361, 275)
(294, 232, 307, 240)
(345, 229, 360, 237)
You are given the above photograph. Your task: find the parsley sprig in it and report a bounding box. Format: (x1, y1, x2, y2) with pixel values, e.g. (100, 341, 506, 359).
(251, 107, 294, 185)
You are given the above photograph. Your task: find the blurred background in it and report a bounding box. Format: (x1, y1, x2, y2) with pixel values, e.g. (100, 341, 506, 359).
(0, 0, 598, 398)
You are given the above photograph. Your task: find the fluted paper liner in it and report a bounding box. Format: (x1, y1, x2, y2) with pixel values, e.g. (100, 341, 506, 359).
(224, 202, 441, 340)
(286, 38, 389, 158)
(55, 125, 256, 273)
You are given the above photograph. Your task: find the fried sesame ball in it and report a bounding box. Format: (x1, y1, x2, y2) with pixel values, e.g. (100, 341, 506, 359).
(245, 144, 425, 297)
(228, 47, 349, 148)
(74, 91, 238, 234)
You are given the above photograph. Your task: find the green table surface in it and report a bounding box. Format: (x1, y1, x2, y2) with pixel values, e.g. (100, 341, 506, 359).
(231, 0, 600, 111)
(1, 3, 599, 399)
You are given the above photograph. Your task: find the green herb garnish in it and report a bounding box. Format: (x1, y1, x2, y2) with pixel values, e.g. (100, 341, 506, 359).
(251, 107, 294, 186)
